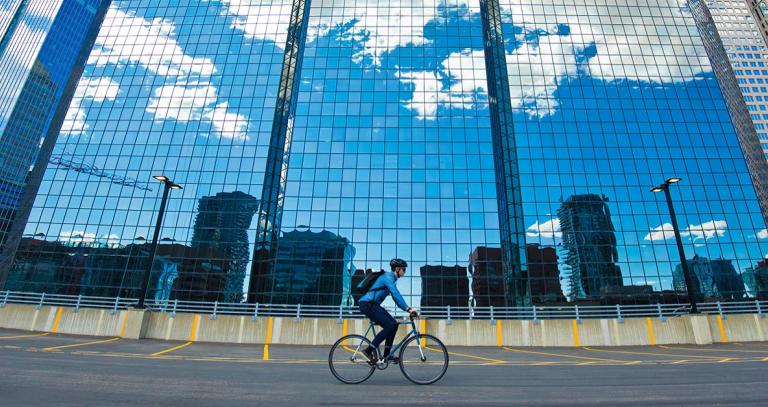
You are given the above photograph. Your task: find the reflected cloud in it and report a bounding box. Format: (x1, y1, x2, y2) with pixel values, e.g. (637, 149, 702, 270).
(58, 231, 97, 243)
(757, 228, 768, 239)
(89, 7, 217, 78)
(526, 218, 561, 239)
(62, 77, 121, 136)
(645, 220, 728, 242)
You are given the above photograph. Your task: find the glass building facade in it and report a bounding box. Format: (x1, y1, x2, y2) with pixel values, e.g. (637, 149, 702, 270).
(0, 0, 111, 288)
(3, 0, 768, 308)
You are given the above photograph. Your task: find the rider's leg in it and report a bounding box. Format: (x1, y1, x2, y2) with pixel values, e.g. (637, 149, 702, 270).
(361, 302, 397, 357)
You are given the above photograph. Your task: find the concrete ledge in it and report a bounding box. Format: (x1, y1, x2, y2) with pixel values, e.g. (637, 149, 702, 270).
(2, 303, 768, 347)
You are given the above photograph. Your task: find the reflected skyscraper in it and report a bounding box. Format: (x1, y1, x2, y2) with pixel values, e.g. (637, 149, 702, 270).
(743, 258, 768, 298)
(469, 247, 505, 307)
(420, 265, 470, 314)
(674, 255, 746, 300)
(266, 229, 355, 306)
(0, 0, 111, 287)
(192, 191, 259, 303)
(558, 194, 623, 300)
(525, 244, 565, 304)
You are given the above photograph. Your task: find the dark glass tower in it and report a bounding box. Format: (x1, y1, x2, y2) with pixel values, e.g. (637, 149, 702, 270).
(0, 0, 111, 288)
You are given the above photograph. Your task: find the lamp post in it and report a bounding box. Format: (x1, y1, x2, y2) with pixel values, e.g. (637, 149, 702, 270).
(137, 176, 182, 308)
(651, 177, 698, 313)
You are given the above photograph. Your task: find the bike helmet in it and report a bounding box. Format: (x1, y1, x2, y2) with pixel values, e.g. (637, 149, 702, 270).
(390, 258, 408, 270)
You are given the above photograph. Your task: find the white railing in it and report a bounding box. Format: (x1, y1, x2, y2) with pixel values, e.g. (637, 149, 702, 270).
(1, 290, 766, 321)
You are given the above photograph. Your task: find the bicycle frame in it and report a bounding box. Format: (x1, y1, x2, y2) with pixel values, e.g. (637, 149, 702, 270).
(358, 317, 426, 361)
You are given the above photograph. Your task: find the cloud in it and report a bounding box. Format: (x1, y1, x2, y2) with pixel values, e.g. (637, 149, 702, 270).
(644, 223, 676, 242)
(526, 218, 561, 239)
(58, 231, 97, 243)
(757, 229, 768, 239)
(644, 220, 728, 242)
(61, 77, 121, 136)
(146, 84, 249, 141)
(89, 7, 216, 78)
(399, 0, 711, 119)
(213, 0, 463, 65)
(685, 220, 728, 242)
(397, 49, 486, 118)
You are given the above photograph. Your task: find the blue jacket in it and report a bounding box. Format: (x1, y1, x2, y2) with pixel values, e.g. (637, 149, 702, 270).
(359, 271, 409, 311)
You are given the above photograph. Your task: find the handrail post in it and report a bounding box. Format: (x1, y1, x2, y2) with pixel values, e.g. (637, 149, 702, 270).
(1, 291, 8, 308)
(337, 304, 343, 324)
(575, 304, 581, 324)
(616, 303, 623, 323)
(757, 300, 765, 319)
(36, 292, 45, 310)
(170, 299, 178, 318)
(74, 294, 82, 313)
(111, 296, 120, 315)
(657, 302, 666, 322)
(447, 305, 452, 325)
(533, 305, 540, 325)
(211, 301, 218, 320)
(489, 305, 495, 325)
(717, 301, 726, 320)
(295, 303, 301, 322)
(252, 303, 259, 321)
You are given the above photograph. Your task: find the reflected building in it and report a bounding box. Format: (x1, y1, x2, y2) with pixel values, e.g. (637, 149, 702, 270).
(525, 244, 565, 304)
(0, 0, 111, 288)
(267, 229, 355, 306)
(191, 191, 259, 303)
(469, 247, 505, 308)
(558, 194, 623, 300)
(743, 258, 768, 299)
(673, 255, 746, 300)
(420, 265, 469, 315)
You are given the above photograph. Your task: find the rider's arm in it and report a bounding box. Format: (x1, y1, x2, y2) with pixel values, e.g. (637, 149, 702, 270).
(383, 272, 409, 312)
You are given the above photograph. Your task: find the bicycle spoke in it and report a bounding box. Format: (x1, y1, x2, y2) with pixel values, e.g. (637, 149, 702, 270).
(399, 334, 449, 385)
(329, 335, 376, 384)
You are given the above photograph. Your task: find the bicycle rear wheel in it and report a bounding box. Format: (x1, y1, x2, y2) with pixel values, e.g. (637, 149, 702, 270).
(398, 334, 449, 385)
(328, 334, 376, 384)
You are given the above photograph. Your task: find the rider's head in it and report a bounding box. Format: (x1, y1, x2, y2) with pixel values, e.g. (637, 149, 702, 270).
(390, 258, 408, 277)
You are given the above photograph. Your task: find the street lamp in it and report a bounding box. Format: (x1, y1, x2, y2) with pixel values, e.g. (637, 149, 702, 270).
(650, 177, 698, 313)
(137, 175, 182, 308)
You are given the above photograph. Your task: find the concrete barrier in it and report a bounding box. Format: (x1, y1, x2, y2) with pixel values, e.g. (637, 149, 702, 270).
(3, 303, 768, 347)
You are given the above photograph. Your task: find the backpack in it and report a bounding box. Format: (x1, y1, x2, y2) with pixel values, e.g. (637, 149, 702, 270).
(354, 270, 385, 297)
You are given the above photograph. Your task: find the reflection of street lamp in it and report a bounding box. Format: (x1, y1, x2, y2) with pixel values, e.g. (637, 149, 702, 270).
(137, 176, 182, 308)
(118, 236, 145, 297)
(651, 177, 698, 313)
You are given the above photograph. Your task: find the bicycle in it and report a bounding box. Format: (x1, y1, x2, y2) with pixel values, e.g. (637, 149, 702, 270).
(328, 314, 449, 385)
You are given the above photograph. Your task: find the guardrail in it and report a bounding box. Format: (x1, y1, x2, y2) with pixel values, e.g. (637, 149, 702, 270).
(1, 290, 766, 321)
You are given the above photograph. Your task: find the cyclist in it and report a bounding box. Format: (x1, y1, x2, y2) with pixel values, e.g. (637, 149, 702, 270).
(359, 258, 418, 363)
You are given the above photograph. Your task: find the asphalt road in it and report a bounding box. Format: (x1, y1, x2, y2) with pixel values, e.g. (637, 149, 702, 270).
(1, 328, 767, 406)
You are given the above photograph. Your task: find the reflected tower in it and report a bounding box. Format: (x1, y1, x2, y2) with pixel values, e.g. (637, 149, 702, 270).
(558, 194, 622, 300)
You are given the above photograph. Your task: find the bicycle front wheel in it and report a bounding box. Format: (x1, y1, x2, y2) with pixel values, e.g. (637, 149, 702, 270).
(399, 334, 449, 385)
(328, 334, 376, 384)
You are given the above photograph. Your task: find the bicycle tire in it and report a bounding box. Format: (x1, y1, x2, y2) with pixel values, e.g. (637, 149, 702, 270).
(328, 334, 376, 384)
(398, 334, 449, 385)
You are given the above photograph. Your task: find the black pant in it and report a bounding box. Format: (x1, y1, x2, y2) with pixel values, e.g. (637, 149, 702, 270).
(359, 301, 398, 357)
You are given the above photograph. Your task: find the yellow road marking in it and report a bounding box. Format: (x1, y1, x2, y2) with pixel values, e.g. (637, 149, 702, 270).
(496, 320, 502, 347)
(0, 332, 49, 340)
(572, 320, 580, 347)
(671, 360, 689, 364)
(51, 307, 63, 333)
(718, 358, 733, 363)
(717, 316, 728, 343)
(152, 341, 192, 356)
(427, 346, 506, 365)
(658, 345, 768, 354)
(341, 319, 348, 346)
(503, 346, 634, 364)
(762, 356, 768, 362)
(43, 337, 120, 351)
(263, 317, 273, 361)
(420, 319, 426, 347)
(582, 346, 722, 360)
(646, 318, 655, 345)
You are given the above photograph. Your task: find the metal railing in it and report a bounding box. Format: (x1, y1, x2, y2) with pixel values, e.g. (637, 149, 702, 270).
(1, 291, 766, 321)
